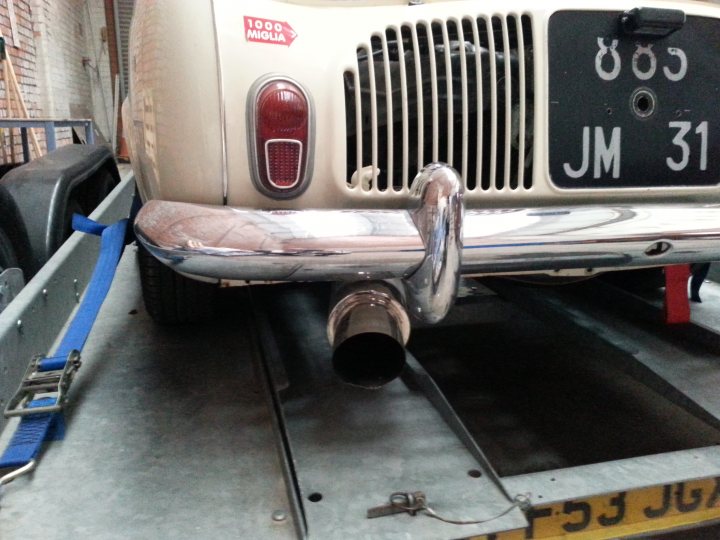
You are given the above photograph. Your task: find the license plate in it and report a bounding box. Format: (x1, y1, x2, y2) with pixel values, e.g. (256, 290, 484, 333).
(548, 11, 720, 189)
(469, 477, 720, 539)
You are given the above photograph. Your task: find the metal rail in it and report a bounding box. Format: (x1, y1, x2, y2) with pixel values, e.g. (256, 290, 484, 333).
(248, 284, 528, 539)
(0, 118, 95, 162)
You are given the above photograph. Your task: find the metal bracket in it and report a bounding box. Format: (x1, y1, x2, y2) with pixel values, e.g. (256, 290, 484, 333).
(4, 350, 82, 417)
(367, 491, 427, 518)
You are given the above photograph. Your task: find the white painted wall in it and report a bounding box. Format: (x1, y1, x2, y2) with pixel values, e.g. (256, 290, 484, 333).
(31, 0, 113, 144)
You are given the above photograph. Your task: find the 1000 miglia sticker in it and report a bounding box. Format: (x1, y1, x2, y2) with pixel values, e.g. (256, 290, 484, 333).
(244, 16, 297, 47)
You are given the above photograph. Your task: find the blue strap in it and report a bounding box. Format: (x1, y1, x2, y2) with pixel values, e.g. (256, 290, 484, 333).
(36, 355, 67, 373)
(44, 216, 128, 365)
(72, 214, 107, 236)
(1, 215, 128, 471)
(0, 399, 62, 469)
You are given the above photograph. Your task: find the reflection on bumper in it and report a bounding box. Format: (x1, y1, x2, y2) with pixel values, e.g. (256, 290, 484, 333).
(135, 201, 426, 281)
(135, 199, 720, 281)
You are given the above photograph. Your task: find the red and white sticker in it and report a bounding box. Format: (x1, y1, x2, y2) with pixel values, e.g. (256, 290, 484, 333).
(244, 16, 297, 47)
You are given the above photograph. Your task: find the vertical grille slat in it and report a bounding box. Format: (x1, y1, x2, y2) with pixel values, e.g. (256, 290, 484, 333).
(457, 19, 470, 184)
(502, 17, 513, 190)
(440, 22, 454, 166)
(515, 16, 526, 190)
(395, 26, 410, 191)
(366, 42, 380, 193)
(380, 32, 394, 191)
(487, 17, 499, 191)
(469, 17, 483, 192)
(354, 70, 363, 189)
(344, 13, 534, 197)
(410, 25, 424, 177)
(521, 14, 535, 190)
(426, 23, 440, 163)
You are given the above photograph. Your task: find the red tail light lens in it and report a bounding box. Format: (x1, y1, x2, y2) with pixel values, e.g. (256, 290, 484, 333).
(251, 78, 312, 196)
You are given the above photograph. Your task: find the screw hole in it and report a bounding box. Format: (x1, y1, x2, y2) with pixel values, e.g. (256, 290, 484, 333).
(631, 88, 656, 119)
(468, 469, 483, 478)
(645, 241, 672, 257)
(308, 492, 323, 503)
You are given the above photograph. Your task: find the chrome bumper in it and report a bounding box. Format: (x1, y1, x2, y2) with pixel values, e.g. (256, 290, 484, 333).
(136, 164, 720, 316)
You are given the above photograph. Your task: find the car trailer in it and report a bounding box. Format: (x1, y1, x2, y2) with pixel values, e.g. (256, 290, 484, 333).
(3, 172, 720, 539)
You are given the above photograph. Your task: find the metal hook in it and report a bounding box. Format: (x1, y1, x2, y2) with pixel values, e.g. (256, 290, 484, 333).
(0, 460, 37, 487)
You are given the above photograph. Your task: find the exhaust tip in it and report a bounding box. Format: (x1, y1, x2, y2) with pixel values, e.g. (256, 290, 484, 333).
(328, 283, 410, 389)
(333, 332, 406, 389)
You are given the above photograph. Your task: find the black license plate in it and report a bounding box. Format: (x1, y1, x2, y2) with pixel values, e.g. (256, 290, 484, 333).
(549, 11, 720, 189)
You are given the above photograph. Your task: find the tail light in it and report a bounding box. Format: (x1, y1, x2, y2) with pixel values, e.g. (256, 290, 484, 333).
(249, 77, 313, 198)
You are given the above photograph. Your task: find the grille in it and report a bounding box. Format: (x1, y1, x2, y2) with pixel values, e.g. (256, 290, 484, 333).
(344, 15, 534, 194)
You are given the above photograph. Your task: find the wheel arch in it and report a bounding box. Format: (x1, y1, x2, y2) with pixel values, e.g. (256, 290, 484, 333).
(0, 184, 33, 278)
(0, 145, 120, 277)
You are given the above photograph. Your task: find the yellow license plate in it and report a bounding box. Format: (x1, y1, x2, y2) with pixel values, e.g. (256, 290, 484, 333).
(472, 477, 720, 539)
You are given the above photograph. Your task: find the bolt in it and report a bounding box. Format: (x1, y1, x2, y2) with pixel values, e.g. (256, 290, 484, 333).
(271, 510, 287, 522)
(42, 288, 48, 298)
(16, 320, 23, 333)
(75, 292, 80, 303)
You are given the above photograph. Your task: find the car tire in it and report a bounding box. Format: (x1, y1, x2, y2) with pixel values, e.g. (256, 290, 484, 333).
(137, 244, 217, 324)
(0, 226, 19, 273)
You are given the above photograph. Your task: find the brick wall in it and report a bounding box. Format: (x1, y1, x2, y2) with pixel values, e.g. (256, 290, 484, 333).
(0, 0, 113, 165)
(0, 0, 44, 162)
(33, 0, 113, 146)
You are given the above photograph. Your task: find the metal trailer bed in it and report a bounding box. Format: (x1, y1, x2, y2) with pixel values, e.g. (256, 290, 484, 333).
(3, 171, 720, 539)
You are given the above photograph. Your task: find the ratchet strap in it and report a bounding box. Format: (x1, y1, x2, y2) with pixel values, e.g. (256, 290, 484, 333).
(0, 215, 128, 484)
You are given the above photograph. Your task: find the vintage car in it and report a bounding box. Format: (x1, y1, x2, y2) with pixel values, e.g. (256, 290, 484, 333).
(126, 0, 720, 386)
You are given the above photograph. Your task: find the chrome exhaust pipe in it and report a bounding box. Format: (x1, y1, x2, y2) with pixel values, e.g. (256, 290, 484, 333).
(327, 283, 410, 389)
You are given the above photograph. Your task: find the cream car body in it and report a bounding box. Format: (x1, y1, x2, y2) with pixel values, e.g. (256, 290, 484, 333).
(126, 1, 720, 346)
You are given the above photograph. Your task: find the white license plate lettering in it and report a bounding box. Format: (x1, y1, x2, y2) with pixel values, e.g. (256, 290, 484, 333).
(564, 122, 710, 180)
(667, 121, 709, 172)
(595, 38, 688, 82)
(563, 126, 621, 180)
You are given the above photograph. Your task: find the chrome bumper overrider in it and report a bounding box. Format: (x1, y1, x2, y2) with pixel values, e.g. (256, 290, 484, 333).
(136, 164, 720, 321)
